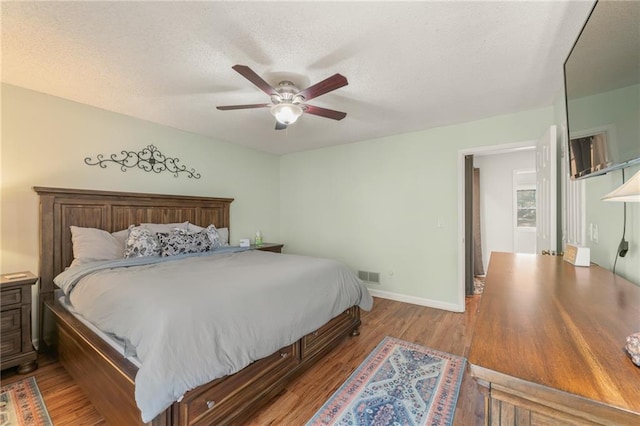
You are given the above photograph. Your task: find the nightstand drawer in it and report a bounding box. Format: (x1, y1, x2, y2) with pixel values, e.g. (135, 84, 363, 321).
(0, 330, 21, 357)
(1, 272, 38, 373)
(1, 308, 21, 332)
(0, 288, 22, 307)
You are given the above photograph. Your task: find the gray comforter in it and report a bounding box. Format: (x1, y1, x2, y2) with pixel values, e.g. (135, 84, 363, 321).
(54, 249, 373, 423)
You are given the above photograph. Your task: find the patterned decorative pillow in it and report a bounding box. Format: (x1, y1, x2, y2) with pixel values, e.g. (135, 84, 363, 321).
(158, 227, 213, 257)
(123, 226, 162, 258)
(187, 223, 227, 247)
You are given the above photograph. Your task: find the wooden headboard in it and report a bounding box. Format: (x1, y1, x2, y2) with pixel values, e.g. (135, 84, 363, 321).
(34, 186, 233, 345)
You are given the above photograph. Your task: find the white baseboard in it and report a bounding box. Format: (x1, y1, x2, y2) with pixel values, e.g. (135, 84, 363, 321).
(367, 288, 465, 313)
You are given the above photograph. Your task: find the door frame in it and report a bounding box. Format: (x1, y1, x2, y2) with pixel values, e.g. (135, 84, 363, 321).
(457, 140, 535, 304)
(535, 125, 558, 254)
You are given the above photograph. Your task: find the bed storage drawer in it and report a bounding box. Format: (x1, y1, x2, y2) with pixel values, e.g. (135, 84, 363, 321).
(181, 342, 300, 425)
(302, 308, 359, 360)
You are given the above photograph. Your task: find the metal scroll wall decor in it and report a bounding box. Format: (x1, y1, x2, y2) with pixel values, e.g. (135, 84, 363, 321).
(85, 144, 201, 179)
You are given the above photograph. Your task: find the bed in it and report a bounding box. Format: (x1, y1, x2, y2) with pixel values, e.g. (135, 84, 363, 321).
(35, 187, 370, 425)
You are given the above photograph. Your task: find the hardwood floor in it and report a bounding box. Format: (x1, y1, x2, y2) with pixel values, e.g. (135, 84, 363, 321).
(1, 296, 485, 425)
(1, 355, 106, 425)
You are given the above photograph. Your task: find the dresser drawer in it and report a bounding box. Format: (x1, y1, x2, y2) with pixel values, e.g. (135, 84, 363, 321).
(0, 330, 21, 357)
(1, 308, 21, 332)
(183, 343, 299, 425)
(0, 288, 22, 307)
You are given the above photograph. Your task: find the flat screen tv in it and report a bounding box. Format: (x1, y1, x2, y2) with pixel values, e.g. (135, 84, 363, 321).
(564, 0, 640, 180)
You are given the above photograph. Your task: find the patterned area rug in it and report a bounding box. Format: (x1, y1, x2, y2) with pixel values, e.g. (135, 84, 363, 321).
(0, 377, 52, 426)
(473, 276, 485, 295)
(307, 336, 466, 426)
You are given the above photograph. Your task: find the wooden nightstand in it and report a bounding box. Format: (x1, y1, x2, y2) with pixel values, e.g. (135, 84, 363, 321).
(252, 243, 284, 253)
(1, 271, 38, 373)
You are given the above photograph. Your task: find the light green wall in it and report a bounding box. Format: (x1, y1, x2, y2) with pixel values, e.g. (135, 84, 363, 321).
(1, 82, 576, 321)
(6, 78, 635, 336)
(280, 107, 554, 309)
(571, 85, 640, 284)
(584, 164, 640, 283)
(1, 84, 281, 337)
(555, 84, 640, 285)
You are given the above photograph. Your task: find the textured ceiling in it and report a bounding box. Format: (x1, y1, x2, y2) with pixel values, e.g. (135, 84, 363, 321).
(1, 1, 595, 155)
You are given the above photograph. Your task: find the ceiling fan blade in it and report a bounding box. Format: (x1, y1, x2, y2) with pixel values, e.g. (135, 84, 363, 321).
(297, 74, 348, 101)
(216, 103, 270, 110)
(303, 105, 347, 121)
(232, 65, 278, 96)
(275, 121, 288, 130)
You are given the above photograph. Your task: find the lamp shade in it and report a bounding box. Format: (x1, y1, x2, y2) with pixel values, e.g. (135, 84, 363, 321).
(271, 103, 303, 125)
(602, 169, 640, 202)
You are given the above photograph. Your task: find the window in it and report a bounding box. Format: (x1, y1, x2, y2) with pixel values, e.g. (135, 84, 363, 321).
(516, 189, 536, 227)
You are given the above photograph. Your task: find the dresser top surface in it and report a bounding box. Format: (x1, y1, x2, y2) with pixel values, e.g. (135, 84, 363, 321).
(468, 252, 640, 414)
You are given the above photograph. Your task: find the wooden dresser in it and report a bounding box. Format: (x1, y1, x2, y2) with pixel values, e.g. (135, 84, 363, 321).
(468, 252, 640, 425)
(1, 271, 38, 373)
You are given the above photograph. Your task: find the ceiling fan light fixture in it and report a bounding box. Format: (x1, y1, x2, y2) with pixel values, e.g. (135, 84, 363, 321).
(217, 65, 348, 129)
(271, 103, 303, 125)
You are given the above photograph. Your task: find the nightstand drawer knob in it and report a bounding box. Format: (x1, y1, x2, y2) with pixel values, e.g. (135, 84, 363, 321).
(206, 400, 215, 410)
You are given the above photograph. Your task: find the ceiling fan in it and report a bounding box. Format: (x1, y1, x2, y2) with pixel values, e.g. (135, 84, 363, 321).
(216, 65, 348, 130)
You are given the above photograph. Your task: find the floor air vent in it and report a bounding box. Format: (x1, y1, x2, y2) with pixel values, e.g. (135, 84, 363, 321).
(358, 270, 380, 283)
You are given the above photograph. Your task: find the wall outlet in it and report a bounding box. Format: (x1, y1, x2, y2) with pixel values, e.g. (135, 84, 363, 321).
(589, 223, 599, 243)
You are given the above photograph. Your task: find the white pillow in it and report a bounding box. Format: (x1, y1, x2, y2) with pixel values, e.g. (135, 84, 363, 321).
(140, 222, 189, 233)
(112, 228, 129, 248)
(188, 223, 229, 246)
(70, 226, 128, 267)
(217, 228, 229, 246)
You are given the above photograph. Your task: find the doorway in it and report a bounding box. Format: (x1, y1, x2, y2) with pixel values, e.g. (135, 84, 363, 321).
(458, 141, 537, 298)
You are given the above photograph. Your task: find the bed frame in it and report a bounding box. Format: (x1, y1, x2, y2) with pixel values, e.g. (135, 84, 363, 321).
(35, 187, 361, 425)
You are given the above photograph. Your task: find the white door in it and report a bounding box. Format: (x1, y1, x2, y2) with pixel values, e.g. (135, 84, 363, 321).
(536, 125, 557, 253)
